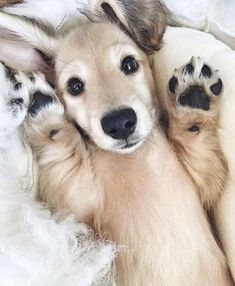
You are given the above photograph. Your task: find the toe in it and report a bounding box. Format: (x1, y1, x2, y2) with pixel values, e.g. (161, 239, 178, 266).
(169, 76, 178, 93)
(200, 64, 212, 78)
(210, 79, 223, 96)
(179, 86, 210, 111)
(183, 63, 194, 75)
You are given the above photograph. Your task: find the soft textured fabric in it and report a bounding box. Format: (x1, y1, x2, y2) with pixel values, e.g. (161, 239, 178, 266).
(164, 0, 235, 50)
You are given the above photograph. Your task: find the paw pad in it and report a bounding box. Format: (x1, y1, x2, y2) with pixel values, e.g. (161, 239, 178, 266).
(29, 91, 55, 116)
(201, 64, 212, 78)
(180, 86, 210, 111)
(169, 76, 178, 93)
(184, 63, 194, 75)
(210, 79, 223, 96)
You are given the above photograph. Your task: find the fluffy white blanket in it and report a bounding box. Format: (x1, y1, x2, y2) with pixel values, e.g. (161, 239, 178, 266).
(165, 0, 235, 50)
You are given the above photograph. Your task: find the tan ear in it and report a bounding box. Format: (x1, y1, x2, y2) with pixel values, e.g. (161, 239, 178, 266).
(0, 11, 58, 80)
(82, 0, 168, 53)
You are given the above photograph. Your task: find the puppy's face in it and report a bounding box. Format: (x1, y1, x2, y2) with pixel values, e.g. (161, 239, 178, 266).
(56, 23, 156, 153)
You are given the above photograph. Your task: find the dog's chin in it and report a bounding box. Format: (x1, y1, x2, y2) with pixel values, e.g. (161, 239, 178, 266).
(98, 138, 145, 154)
(116, 139, 144, 154)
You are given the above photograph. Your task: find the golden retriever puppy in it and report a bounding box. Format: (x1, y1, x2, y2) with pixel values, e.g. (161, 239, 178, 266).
(23, 50, 232, 285)
(5, 18, 228, 286)
(0, 2, 232, 285)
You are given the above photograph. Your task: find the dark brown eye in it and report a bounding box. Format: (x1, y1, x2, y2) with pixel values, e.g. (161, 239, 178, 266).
(67, 77, 84, 96)
(121, 56, 139, 75)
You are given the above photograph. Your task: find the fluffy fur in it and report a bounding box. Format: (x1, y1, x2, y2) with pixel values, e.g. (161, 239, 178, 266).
(23, 56, 232, 285)
(0, 1, 233, 285)
(0, 9, 228, 284)
(0, 64, 115, 286)
(166, 56, 228, 209)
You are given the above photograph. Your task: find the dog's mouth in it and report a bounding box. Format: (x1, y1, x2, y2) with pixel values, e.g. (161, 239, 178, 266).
(115, 138, 144, 153)
(120, 140, 140, 150)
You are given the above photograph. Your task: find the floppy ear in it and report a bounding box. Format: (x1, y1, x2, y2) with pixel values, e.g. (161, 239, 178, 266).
(120, 0, 169, 52)
(82, 0, 168, 53)
(0, 11, 58, 80)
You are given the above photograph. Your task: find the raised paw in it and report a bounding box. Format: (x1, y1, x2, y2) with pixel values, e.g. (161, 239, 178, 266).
(24, 72, 66, 142)
(167, 57, 223, 134)
(168, 57, 223, 112)
(24, 74, 86, 159)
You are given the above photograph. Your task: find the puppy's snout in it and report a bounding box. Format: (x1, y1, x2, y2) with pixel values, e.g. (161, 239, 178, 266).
(101, 108, 137, 140)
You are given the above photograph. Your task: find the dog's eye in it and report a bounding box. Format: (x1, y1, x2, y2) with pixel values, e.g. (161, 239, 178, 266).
(121, 56, 139, 75)
(67, 77, 84, 96)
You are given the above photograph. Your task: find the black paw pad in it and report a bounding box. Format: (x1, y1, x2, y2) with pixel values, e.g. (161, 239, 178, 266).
(29, 91, 54, 116)
(184, 63, 194, 75)
(169, 76, 178, 93)
(201, 64, 212, 78)
(179, 86, 210, 111)
(210, 79, 223, 96)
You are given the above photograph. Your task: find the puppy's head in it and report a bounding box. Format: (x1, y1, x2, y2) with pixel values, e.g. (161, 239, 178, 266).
(0, 0, 168, 153)
(56, 22, 156, 153)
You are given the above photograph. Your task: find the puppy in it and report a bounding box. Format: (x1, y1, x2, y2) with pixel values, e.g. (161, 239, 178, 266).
(23, 52, 232, 285)
(0, 2, 232, 285)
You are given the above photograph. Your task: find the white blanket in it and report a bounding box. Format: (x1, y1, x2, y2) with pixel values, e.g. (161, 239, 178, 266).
(164, 0, 235, 50)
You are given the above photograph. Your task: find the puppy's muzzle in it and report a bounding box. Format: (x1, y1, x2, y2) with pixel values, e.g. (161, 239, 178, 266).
(101, 108, 137, 140)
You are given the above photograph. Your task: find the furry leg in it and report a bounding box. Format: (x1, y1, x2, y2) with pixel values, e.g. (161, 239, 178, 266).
(24, 74, 101, 224)
(166, 57, 227, 209)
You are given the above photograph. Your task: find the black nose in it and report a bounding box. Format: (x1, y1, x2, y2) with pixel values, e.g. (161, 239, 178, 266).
(101, 108, 137, 140)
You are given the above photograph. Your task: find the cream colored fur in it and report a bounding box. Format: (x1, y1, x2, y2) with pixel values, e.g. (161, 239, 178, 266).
(0, 3, 233, 285)
(23, 23, 233, 285)
(25, 99, 232, 286)
(166, 56, 228, 209)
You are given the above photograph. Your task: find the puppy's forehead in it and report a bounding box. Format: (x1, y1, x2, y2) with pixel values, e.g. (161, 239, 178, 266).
(56, 22, 142, 74)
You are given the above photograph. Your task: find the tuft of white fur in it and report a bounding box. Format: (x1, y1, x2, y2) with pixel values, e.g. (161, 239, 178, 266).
(0, 66, 115, 286)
